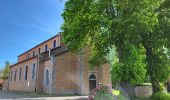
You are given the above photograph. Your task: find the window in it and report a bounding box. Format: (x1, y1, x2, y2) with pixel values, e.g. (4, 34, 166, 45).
(45, 44, 48, 52)
(44, 69, 49, 86)
(25, 66, 28, 80)
(10, 71, 13, 81)
(89, 74, 96, 80)
(89, 74, 97, 91)
(19, 68, 22, 80)
(27, 53, 30, 59)
(32, 63, 36, 80)
(53, 40, 56, 48)
(33, 51, 35, 56)
(14, 69, 17, 81)
(38, 48, 41, 53)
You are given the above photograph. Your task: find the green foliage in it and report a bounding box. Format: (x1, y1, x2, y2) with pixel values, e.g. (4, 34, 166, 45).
(1, 61, 10, 80)
(62, 0, 170, 91)
(149, 47, 170, 83)
(158, 0, 170, 48)
(151, 92, 170, 100)
(111, 44, 146, 85)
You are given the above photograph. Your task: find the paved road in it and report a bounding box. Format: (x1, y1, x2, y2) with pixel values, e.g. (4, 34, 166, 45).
(0, 91, 88, 100)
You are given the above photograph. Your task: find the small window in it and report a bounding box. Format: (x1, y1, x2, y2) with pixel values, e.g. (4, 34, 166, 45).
(33, 51, 35, 56)
(19, 68, 22, 80)
(25, 66, 28, 80)
(14, 69, 17, 81)
(53, 40, 56, 48)
(45, 44, 48, 52)
(27, 53, 30, 59)
(32, 63, 36, 80)
(89, 74, 96, 80)
(10, 71, 13, 81)
(44, 69, 49, 86)
(38, 48, 41, 53)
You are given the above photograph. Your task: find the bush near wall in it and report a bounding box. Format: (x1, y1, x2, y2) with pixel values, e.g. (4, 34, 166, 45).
(150, 92, 170, 100)
(88, 84, 115, 100)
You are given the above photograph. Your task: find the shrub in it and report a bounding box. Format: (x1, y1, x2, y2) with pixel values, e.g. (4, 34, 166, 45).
(88, 84, 114, 100)
(151, 92, 170, 100)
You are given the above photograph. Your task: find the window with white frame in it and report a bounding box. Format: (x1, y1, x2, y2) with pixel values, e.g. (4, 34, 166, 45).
(32, 63, 36, 80)
(44, 69, 49, 86)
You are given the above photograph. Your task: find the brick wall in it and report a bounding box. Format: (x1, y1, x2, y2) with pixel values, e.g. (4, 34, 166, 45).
(43, 59, 53, 94)
(9, 50, 111, 95)
(36, 55, 45, 92)
(55, 52, 81, 94)
(8, 32, 111, 95)
(97, 63, 111, 85)
(53, 49, 111, 95)
(18, 35, 60, 62)
(9, 58, 37, 92)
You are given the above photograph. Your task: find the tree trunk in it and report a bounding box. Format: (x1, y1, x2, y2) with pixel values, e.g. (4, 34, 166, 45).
(144, 46, 161, 93)
(115, 37, 124, 63)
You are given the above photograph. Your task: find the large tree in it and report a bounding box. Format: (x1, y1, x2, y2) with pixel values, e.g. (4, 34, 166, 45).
(62, 0, 169, 93)
(1, 61, 10, 80)
(141, 0, 170, 92)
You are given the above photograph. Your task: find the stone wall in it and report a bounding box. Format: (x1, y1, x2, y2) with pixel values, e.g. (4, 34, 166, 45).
(135, 86, 153, 97)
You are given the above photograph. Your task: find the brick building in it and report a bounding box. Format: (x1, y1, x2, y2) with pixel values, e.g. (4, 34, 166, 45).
(8, 33, 111, 95)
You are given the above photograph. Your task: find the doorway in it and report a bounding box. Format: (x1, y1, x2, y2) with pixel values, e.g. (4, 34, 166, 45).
(89, 74, 96, 91)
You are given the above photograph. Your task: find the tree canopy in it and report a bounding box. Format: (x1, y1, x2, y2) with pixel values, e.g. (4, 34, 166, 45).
(62, 0, 170, 93)
(1, 61, 10, 80)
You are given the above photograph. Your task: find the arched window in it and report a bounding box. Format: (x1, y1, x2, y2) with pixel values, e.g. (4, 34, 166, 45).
(45, 44, 48, 52)
(45, 69, 49, 86)
(53, 40, 56, 48)
(89, 74, 96, 91)
(32, 63, 36, 80)
(89, 74, 96, 80)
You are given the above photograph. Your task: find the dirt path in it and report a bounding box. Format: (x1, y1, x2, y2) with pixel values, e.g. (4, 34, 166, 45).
(0, 91, 88, 100)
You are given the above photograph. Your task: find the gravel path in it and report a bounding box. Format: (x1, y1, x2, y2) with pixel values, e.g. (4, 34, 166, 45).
(0, 91, 88, 100)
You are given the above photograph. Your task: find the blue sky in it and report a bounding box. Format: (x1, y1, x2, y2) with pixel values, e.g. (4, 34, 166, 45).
(0, 0, 66, 69)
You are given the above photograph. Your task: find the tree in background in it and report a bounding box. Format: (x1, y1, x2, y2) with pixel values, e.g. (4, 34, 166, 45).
(62, 0, 170, 93)
(1, 61, 10, 80)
